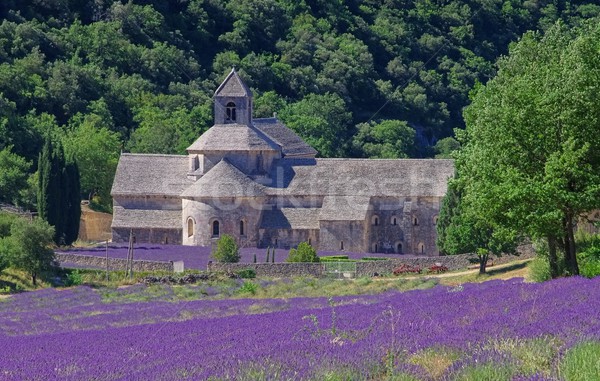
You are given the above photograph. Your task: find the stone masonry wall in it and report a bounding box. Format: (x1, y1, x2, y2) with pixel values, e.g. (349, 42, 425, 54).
(207, 245, 535, 278)
(56, 253, 176, 272)
(207, 262, 324, 277)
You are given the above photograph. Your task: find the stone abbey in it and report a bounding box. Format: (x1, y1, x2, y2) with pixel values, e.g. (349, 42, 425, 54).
(111, 69, 454, 255)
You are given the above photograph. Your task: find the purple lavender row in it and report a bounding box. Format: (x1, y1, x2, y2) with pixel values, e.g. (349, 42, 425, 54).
(0, 277, 599, 379)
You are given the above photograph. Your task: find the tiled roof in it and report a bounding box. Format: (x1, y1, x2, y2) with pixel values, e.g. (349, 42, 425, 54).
(186, 124, 280, 152)
(265, 158, 454, 198)
(181, 159, 267, 198)
(214, 69, 252, 97)
(260, 208, 320, 229)
(112, 206, 181, 229)
(320, 196, 372, 221)
(253, 118, 317, 157)
(111, 154, 193, 197)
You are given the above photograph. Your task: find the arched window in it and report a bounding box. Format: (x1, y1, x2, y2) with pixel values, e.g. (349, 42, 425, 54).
(187, 218, 194, 238)
(391, 216, 397, 226)
(239, 220, 245, 236)
(413, 216, 419, 226)
(225, 102, 236, 122)
(372, 215, 379, 226)
(308, 238, 312, 245)
(212, 220, 220, 237)
(418, 242, 425, 254)
(396, 242, 403, 254)
(433, 215, 439, 225)
(340, 241, 344, 250)
(372, 243, 378, 252)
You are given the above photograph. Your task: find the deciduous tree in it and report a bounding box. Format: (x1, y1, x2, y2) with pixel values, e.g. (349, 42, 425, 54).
(1, 217, 55, 286)
(458, 21, 600, 277)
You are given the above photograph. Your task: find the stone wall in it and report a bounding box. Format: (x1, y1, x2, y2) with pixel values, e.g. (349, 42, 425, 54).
(79, 205, 112, 242)
(112, 227, 182, 245)
(207, 262, 324, 277)
(207, 245, 535, 278)
(55, 253, 177, 272)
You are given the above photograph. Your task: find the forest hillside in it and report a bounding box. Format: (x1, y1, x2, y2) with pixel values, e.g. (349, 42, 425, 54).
(0, 0, 598, 209)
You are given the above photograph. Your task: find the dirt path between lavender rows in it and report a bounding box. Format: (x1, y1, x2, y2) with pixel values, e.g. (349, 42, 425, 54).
(394, 258, 534, 280)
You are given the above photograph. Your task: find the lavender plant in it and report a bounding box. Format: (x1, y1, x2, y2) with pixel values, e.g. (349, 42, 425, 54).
(0, 277, 598, 379)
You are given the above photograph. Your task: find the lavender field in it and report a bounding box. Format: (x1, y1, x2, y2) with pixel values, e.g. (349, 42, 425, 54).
(1, 277, 599, 380)
(58, 243, 406, 269)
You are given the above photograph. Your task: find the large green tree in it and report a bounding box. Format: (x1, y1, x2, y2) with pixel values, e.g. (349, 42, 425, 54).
(63, 106, 122, 206)
(0, 217, 55, 286)
(457, 21, 600, 277)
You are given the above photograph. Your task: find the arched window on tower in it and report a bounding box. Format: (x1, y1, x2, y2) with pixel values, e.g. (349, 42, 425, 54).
(225, 102, 236, 122)
(187, 218, 194, 238)
(239, 220, 245, 236)
(396, 242, 403, 254)
(212, 221, 220, 237)
(418, 242, 425, 254)
(372, 215, 379, 226)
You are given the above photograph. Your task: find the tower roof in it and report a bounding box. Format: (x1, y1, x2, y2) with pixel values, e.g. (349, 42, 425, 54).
(181, 159, 267, 198)
(186, 124, 280, 152)
(214, 68, 253, 98)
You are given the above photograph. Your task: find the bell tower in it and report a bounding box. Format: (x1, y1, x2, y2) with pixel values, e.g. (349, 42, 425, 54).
(214, 68, 253, 126)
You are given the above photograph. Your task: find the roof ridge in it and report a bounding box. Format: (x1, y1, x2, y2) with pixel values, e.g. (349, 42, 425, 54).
(314, 158, 454, 162)
(214, 68, 252, 97)
(121, 153, 186, 158)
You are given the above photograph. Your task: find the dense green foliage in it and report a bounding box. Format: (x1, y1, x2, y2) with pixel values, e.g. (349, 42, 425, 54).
(211, 234, 240, 263)
(287, 242, 319, 263)
(0, 146, 31, 205)
(453, 20, 600, 277)
(0, 0, 598, 211)
(0, 217, 56, 286)
(437, 176, 519, 274)
(37, 136, 81, 245)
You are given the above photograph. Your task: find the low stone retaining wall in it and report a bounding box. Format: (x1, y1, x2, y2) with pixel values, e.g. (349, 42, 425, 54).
(208, 245, 535, 278)
(56, 253, 179, 273)
(207, 262, 324, 277)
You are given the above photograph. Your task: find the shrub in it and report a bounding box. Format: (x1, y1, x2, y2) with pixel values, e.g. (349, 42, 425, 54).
(237, 281, 258, 295)
(319, 257, 356, 262)
(528, 257, 552, 283)
(287, 242, 320, 263)
(65, 269, 83, 286)
(320, 255, 349, 260)
(211, 234, 240, 263)
(236, 268, 256, 279)
(578, 242, 600, 278)
(393, 264, 422, 275)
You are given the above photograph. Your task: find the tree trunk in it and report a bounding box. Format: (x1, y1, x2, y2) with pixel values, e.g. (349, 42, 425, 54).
(548, 236, 559, 278)
(479, 253, 488, 274)
(564, 213, 579, 275)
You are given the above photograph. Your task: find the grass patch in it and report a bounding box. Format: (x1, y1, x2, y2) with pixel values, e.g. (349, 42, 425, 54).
(452, 363, 515, 381)
(409, 347, 460, 380)
(560, 341, 600, 381)
(485, 337, 562, 376)
(0, 267, 52, 292)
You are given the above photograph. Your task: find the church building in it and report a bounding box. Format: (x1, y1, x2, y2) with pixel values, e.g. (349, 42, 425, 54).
(111, 69, 454, 255)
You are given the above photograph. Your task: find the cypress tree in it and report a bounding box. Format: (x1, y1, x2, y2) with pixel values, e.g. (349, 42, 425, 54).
(37, 136, 52, 222)
(64, 155, 81, 245)
(37, 136, 81, 246)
